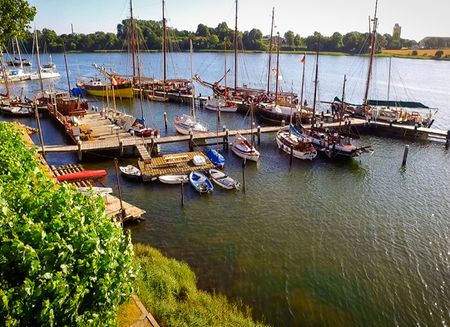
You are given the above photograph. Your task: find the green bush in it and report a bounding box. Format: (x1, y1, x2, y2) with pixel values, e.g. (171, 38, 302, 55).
(0, 122, 135, 326)
(133, 244, 269, 327)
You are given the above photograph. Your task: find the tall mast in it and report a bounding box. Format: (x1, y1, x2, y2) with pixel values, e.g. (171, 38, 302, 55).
(162, 0, 167, 83)
(340, 75, 347, 128)
(190, 39, 195, 119)
(312, 43, 319, 127)
(63, 44, 72, 96)
(274, 32, 280, 106)
(34, 30, 44, 94)
(234, 0, 238, 92)
(363, 0, 379, 106)
(300, 53, 306, 109)
(1, 50, 11, 98)
(130, 0, 136, 79)
(137, 34, 144, 121)
(266, 7, 274, 94)
(15, 37, 23, 69)
(224, 39, 227, 96)
(387, 56, 392, 101)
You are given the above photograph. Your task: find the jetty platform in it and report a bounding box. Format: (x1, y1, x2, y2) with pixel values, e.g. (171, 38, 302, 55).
(40, 110, 450, 158)
(137, 151, 214, 182)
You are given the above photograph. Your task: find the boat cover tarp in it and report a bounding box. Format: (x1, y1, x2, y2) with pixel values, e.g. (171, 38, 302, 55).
(333, 96, 429, 109)
(206, 149, 225, 167)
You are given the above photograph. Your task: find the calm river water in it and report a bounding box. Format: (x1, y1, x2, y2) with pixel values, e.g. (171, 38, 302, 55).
(2, 52, 450, 326)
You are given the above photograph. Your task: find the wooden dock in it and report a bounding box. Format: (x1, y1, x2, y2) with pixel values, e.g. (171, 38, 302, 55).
(49, 163, 145, 223)
(39, 109, 450, 157)
(137, 151, 214, 182)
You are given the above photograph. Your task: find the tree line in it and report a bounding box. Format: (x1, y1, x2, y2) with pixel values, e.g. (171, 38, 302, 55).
(9, 19, 420, 55)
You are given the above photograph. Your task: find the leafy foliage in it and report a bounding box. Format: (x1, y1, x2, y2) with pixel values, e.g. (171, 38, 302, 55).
(0, 122, 134, 326)
(133, 243, 269, 327)
(0, 0, 36, 48)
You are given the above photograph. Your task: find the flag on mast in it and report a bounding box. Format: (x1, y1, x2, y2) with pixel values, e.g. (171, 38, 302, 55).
(300, 55, 306, 64)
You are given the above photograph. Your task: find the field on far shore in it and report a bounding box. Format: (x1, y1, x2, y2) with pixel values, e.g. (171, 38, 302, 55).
(383, 49, 450, 57)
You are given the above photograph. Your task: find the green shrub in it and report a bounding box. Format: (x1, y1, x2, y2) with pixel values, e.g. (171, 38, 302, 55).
(133, 244, 269, 327)
(0, 122, 135, 326)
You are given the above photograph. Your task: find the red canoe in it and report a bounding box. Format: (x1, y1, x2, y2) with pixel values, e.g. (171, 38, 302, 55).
(57, 170, 107, 182)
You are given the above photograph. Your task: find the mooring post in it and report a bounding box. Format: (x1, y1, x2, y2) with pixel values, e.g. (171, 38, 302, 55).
(114, 158, 125, 220)
(401, 145, 409, 168)
(290, 144, 294, 168)
(119, 140, 124, 157)
(281, 119, 285, 127)
(77, 140, 82, 161)
(163, 112, 168, 131)
(189, 130, 194, 152)
(242, 158, 246, 194)
(225, 129, 229, 150)
(446, 130, 450, 149)
(257, 125, 261, 146)
(180, 180, 185, 207)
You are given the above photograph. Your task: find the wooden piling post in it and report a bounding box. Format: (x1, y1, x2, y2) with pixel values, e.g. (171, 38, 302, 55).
(223, 125, 226, 132)
(77, 140, 82, 161)
(189, 130, 194, 151)
(119, 140, 124, 157)
(225, 129, 229, 150)
(35, 104, 46, 159)
(446, 130, 450, 149)
(180, 180, 185, 207)
(114, 158, 125, 220)
(163, 112, 168, 131)
(242, 158, 246, 194)
(281, 119, 285, 127)
(290, 144, 294, 168)
(401, 145, 409, 168)
(257, 125, 261, 145)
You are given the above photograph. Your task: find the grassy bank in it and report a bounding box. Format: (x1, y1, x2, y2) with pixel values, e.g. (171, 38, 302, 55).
(131, 243, 269, 327)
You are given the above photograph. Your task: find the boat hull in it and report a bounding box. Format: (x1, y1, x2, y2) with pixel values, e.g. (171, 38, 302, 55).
(57, 170, 107, 182)
(231, 145, 260, 162)
(80, 82, 134, 98)
(276, 132, 317, 160)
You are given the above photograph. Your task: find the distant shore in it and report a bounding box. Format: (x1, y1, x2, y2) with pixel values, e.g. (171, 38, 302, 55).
(86, 49, 450, 61)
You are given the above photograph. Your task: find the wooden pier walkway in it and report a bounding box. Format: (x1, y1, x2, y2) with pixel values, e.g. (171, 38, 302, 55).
(39, 110, 450, 156)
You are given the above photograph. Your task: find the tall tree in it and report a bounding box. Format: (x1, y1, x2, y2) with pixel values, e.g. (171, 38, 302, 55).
(284, 30, 295, 47)
(0, 0, 36, 48)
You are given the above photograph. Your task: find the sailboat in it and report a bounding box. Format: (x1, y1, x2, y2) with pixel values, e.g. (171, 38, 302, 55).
(299, 47, 370, 158)
(231, 104, 260, 161)
(335, 1, 437, 127)
(174, 40, 207, 135)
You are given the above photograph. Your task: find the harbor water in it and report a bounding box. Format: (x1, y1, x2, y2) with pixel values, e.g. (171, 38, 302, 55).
(2, 52, 450, 326)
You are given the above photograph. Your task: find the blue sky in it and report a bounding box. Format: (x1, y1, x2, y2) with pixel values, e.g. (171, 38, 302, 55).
(29, 0, 449, 41)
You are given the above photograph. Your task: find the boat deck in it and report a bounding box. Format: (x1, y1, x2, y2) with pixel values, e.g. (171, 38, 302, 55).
(137, 151, 214, 182)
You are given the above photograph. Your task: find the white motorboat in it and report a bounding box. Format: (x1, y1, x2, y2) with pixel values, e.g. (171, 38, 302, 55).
(174, 114, 208, 135)
(30, 66, 61, 80)
(231, 133, 260, 162)
(0, 105, 34, 116)
(204, 95, 237, 112)
(276, 126, 317, 160)
(119, 165, 141, 180)
(158, 174, 188, 184)
(208, 169, 240, 190)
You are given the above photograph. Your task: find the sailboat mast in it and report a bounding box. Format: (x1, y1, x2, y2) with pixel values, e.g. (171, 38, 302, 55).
(224, 40, 227, 97)
(63, 44, 72, 96)
(275, 32, 280, 106)
(190, 39, 195, 119)
(1, 50, 11, 98)
(340, 74, 347, 128)
(234, 0, 238, 92)
(363, 0, 379, 106)
(162, 0, 167, 83)
(387, 56, 392, 101)
(15, 37, 23, 69)
(312, 45, 319, 127)
(137, 36, 144, 121)
(300, 53, 306, 109)
(130, 0, 136, 79)
(34, 31, 44, 93)
(266, 7, 274, 94)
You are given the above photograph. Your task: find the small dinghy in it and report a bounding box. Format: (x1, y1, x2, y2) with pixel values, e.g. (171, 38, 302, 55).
(119, 165, 141, 180)
(158, 174, 188, 184)
(192, 155, 207, 166)
(208, 169, 240, 190)
(189, 171, 213, 194)
(231, 133, 260, 162)
(206, 149, 225, 168)
(78, 186, 113, 196)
